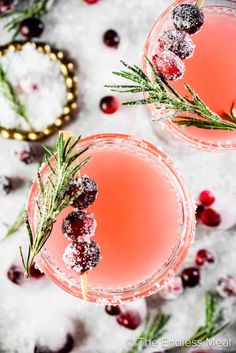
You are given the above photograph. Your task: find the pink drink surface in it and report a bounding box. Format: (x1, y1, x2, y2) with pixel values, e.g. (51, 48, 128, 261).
(45, 145, 181, 289)
(171, 8, 236, 143)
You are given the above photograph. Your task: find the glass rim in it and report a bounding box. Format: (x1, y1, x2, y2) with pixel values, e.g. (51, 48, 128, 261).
(28, 133, 196, 304)
(141, 0, 236, 152)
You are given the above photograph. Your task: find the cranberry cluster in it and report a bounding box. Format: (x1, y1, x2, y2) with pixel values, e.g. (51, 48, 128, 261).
(62, 176, 101, 275)
(152, 3, 204, 81)
(160, 248, 215, 300)
(197, 190, 221, 227)
(105, 305, 142, 330)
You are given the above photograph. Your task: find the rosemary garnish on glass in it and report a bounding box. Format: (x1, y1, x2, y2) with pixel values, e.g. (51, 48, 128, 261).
(106, 58, 236, 131)
(0, 64, 32, 128)
(20, 133, 91, 278)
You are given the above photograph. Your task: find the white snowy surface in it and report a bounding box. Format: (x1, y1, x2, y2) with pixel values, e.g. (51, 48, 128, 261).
(0, 1, 235, 353)
(0, 44, 66, 131)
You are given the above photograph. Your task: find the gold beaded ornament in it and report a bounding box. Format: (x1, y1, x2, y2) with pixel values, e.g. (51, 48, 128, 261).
(0, 41, 78, 141)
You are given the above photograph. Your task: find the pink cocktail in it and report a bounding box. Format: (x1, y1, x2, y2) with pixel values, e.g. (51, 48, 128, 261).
(27, 134, 195, 304)
(142, 0, 236, 151)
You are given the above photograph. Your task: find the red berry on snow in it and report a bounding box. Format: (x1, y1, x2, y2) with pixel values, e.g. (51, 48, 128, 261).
(105, 305, 121, 316)
(181, 267, 200, 288)
(100, 96, 120, 114)
(103, 29, 120, 48)
(116, 310, 141, 330)
(216, 275, 236, 298)
(200, 208, 221, 227)
(199, 190, 215, 206)
(195, 249, 215, 267)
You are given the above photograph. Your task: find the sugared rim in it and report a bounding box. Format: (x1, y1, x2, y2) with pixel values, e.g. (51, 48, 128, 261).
(141, 0, 236, 152)
(28, 133, 195, 304)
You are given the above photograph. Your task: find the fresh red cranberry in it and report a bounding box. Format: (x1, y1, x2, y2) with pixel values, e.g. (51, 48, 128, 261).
(200, 208, 221, 227)
(7, 265, 24, 285)
(103, 29, 120, 48)
(67, 176, 98, 209)
(105, 305, 121, 316)
(181, 267, 200, 288)
(63, 240, 101, 274)
(62, 210, 96, 242)
(0, 0, 15, 13)
(159, 30, 195, 59)
(199, 190, 215, 206)
(116, 310, 141, 330)
(152, 51, 185, 81)
(15, 146, 35, 164)
(19, 17, 44, 39)
(160, 276, 183, 300)
(100, 96, 119, 114)
(172, 4, 204, 34)
(216, 276, 236, 298)
(195, 249, 215, 267)
(83, 0, 99, 4)
(34, 334, 74, 353)
(196, 204, 205, 219)
(30, 263, 44, 278)
(0, 175, 12, 195)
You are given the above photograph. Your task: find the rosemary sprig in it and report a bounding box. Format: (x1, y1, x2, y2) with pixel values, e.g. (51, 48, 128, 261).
(123, 312, 170, 353)
(106, 58, 236, 131)
(0, 64, 32, 129)
(183, 292, 230, 345)
(20, 133, 91, 277)
(1, 207, 25, 241)
(0, 0, 51, 39)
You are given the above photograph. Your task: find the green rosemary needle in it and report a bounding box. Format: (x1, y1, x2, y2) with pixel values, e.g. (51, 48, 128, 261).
(20, 133, 91, 277)
(0, 64, 32, 129)
(106, 57, 236, 131)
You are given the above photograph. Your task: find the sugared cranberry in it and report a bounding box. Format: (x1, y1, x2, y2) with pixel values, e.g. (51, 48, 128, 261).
(0, 0, 14, 13)
(159, 276, 184, 300)
(19, 17, 44, 39)
(159, 30, 195, 59)
(200, 208, 221, 227)
(67, 176, 98, 209)
(105, 305, 121, 316)
(30, 262, 44, 278)
(15, 145, 35, 165)
(83, 0, 99, 4)
(195, 249, 215, 267)
(7, 265, 24, 285)
(172, 4, 204, 34)
(100, 96, 119, 114)
(116, 310, 141, 330)
(34, 334, 74, 353)
(196, 204, 205, 219)
(63, 240, 101, 274)
(181, 267, 200, 288)
(62, 210, 96, 242)
(0, 175, 12, 195)
(216, 276, 236, 298)
(152, 51, 185, 81)
(199, 190, 215, 206)
(103, 29, 120, 48)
